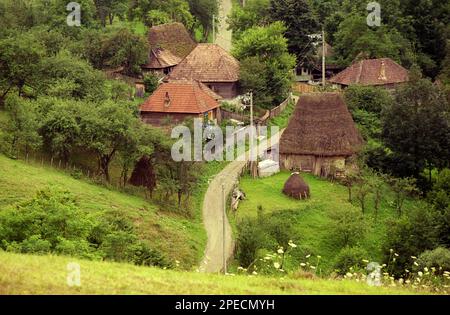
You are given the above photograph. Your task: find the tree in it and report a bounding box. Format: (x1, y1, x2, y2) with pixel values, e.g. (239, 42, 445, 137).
(333, 13, 414, 67)
(383, 206, 440, 277)
(388, 176, 418, 217)
(382, 70, 450, 181)
(39, 98, 82, 162)
(368, 172, 386, 221)
(0, 95, 42, 156)
(0, 32, 44, 102)
(104, 29, 148, 75)
(328, 207, 367, 248)
(129, 156, 157, 197)
(78, 101, 141, 182)
(227, 0, 271, 39)
(355, 178, 370, 214)
(232, 22, 296, 108)
(145, 9, 172, 27)
(188, 0, 218, 40)
(269, 0, 318, 65)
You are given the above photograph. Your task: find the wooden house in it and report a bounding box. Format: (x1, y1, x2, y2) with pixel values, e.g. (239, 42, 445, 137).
(329, 58, 409, 89)
(279, 93, 363, 177)
(139, 80, 222, 126)
(166, 44, 240, 99)
(142, 22, 197, 74)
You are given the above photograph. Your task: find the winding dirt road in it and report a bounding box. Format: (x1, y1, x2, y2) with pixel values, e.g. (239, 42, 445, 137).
(199, 129, 285, 273)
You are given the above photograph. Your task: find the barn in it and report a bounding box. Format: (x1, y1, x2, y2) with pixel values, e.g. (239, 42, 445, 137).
(279, 93, 363, 177)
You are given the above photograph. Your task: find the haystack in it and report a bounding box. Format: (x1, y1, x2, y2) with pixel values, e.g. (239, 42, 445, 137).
(282, 173, 310, 200)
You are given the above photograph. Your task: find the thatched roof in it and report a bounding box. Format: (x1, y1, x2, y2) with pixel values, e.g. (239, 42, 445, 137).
(280, 93, 363, 157)
(166, 44, 240, 82)
(148, 22, 197, 59)
(329, 58, 409, 86)
(282, 173, 310, 199)
(142, 48, 182, 69)
(139, 81, 220, 114)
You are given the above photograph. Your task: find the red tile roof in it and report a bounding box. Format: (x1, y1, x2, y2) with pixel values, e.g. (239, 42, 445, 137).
(167, 44, 240, 82)
(142, 48, 181, 69)
(329, 58, 409, 86)
(140, 81, 221, 114)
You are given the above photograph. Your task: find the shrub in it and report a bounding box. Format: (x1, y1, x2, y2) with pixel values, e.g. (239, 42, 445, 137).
(143, 72, 160, 95)
(382, 207, 440, 276)
(127, 241, 172, 268)
(344, 85, 392, 115)
(416, 247, 450, 274)
(333, 246, 369, 275)
(236, 218, 266, 268)
(327, 207, 367, 248)
(6, 235, 52, 254)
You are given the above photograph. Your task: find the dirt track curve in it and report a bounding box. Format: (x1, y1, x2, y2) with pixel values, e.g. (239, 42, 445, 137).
(199, 129, 285, 273)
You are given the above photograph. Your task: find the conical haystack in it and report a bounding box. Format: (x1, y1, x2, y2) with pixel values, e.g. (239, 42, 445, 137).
(282, 173, 310, 200)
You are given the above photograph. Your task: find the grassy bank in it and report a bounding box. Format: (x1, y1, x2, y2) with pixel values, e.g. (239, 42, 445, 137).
(0, 251, 427, 294)
(235, 171, 429, 273)
(0, 154, 207, 267)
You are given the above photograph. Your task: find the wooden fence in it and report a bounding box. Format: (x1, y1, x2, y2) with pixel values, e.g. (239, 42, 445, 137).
(220, 94, 292, 126)
(292, 82, 318, 94)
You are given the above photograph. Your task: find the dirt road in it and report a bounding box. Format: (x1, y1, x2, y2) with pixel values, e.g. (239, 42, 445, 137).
(199, 129, 285, 273)
(215, 0, 233, 52)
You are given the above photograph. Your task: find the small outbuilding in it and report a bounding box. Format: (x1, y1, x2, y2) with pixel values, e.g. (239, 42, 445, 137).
(282, 172, 310, 200)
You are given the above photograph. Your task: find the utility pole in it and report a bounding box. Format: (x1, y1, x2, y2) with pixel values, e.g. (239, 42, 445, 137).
(222, 183, 226, 274)
(212, 14, 215, 44)
(322, 28, 326, 87)
(249, 92, 257, 178)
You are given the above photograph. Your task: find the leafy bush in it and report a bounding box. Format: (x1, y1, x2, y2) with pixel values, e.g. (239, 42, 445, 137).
(143, 72, 160, 95)
(382, 207, 440, 276)
(127, 241, 172, 268)
(333, 246, 368, 275)
(416, 247, 450, 274)
(0, 188, 174, 268)
(344, 84, 393, 115)
(236, 209, 300, 271)
(327, 207, 367, 248)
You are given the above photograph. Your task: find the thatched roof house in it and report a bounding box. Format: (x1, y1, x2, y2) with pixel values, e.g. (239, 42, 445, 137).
(166, 44, 240, 99)
(142, 22, 197, 74)
(329, 58, 409, 89)
(282, 173, 310, 199)
(279, 93, 363, 177)
(140, 80, 222, 125)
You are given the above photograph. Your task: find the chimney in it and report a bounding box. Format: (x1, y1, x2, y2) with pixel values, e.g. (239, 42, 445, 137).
(378, 60, 387, 81)
(164, 92, 171, 107)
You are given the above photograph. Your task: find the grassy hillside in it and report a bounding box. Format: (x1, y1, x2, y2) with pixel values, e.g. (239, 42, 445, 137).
(0, 251, 426, 294)
(235, 171, 428, 273)
(0, 154, 206, 268)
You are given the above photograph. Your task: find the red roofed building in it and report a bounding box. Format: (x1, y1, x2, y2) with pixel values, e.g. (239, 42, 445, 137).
(139, 81, 222, 125)
(329, 58, 409, 89)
